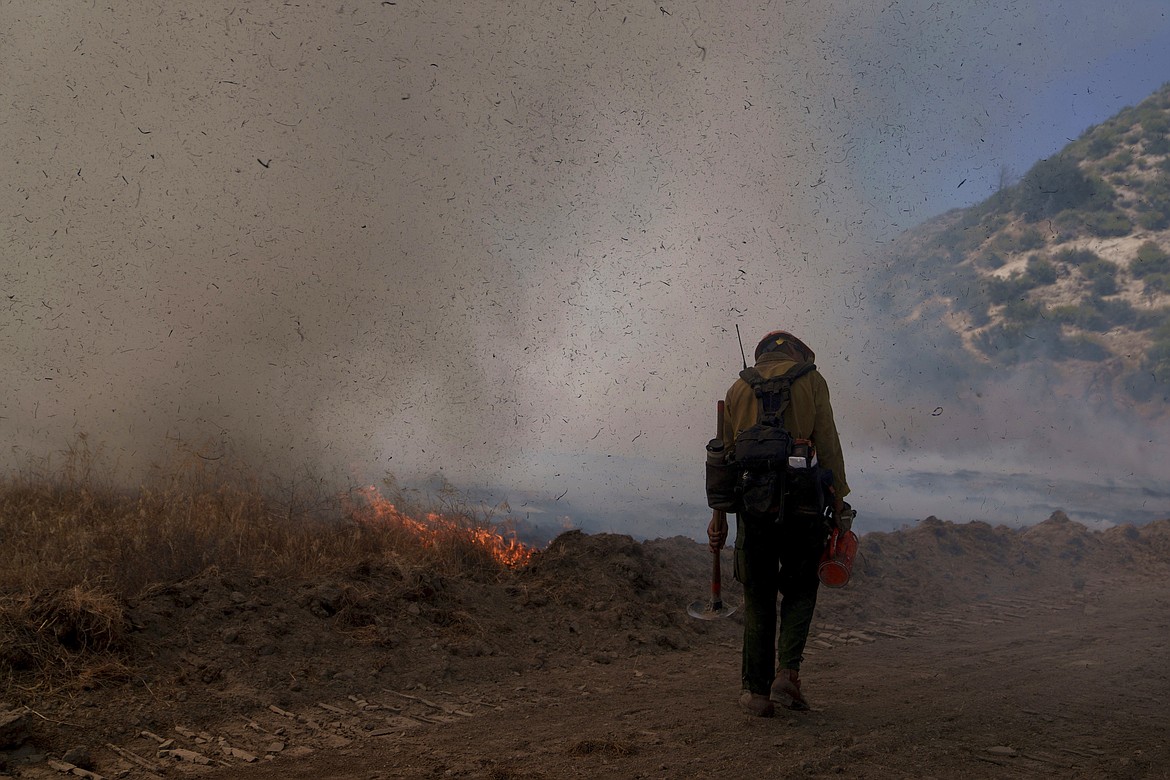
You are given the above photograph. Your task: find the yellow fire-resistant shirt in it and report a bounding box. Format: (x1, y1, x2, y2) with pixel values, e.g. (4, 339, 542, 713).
(721, 352, 850, 499)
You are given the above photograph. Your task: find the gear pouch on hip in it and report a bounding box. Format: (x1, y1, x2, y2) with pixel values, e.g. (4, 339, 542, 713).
(704, 438, 741, 512)
(740, 468, 783, 516)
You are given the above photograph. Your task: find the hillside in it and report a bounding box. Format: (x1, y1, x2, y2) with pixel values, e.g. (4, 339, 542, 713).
(873, 82, 1170, 412)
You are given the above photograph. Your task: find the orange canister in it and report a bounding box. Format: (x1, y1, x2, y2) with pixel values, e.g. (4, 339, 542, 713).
(818, 528, 859, 588)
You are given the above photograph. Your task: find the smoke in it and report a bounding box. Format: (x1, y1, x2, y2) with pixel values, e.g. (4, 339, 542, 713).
(3, 1, 1168, 535)
(1, 1, 860, 474)
(845, 358, 1170, 531)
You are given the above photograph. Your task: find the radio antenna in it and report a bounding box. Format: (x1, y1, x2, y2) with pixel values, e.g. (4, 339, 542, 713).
(735, 324, 747, 370)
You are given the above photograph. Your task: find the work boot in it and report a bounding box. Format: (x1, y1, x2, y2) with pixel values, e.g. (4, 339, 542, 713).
(739, 691, 775, 718)
(770, 669, 810, 711)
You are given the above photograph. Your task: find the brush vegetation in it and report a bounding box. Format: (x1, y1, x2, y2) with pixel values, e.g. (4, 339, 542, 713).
(875, 82, 1170, 407)
(0, 439, 525, 688)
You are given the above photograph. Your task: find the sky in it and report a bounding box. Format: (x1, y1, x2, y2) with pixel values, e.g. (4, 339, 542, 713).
(3, 0, 1170, 538)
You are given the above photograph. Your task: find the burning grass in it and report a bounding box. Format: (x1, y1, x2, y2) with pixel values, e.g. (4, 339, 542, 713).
(348, 485, 534, 569)
(0, 441, 536, 684)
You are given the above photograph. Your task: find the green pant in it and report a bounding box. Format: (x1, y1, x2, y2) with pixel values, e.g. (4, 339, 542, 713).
(734, 508, 826, 695)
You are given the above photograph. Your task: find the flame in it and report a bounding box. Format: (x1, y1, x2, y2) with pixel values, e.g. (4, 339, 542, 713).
(348, 485, 534, 568)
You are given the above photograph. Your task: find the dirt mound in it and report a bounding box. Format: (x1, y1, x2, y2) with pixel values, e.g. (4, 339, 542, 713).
(0, 530, 721, 770)
(521, 531, 718, 655)
(1133, 516, 1170, 559)
(818, 513, 1170, 625)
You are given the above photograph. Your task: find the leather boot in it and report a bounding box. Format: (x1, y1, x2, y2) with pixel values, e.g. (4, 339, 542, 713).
(770, 668, 810, 711)
(739, 691, 775, 717)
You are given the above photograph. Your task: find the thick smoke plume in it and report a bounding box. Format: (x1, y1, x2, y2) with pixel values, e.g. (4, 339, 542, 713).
(3, 1, 1168, 536)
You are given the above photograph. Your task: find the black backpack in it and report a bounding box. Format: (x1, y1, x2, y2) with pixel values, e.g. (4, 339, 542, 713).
(705, 362, 826, 516)
(732, 362, 816, 515)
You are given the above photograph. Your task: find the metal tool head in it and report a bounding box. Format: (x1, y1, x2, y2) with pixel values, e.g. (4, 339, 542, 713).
(687, 598, 738, 621)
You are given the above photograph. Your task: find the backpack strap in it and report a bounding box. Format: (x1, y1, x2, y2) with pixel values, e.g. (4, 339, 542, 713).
(738, 362, 816, 425)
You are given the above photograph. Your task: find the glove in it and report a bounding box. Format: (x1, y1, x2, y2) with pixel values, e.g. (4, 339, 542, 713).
(707, 510, 728, 552)
(834, 501, 855, 534)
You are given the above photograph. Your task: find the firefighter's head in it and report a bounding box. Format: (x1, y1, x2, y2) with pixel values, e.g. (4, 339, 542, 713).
(754, 330, 815, 362)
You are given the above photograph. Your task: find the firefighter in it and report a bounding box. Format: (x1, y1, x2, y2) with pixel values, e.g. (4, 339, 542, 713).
(707, 330, 851, 717)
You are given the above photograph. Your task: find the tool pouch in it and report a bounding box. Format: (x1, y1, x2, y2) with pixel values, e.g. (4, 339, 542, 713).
(705, 438, 741, 512)
(739, 466, 783, 516)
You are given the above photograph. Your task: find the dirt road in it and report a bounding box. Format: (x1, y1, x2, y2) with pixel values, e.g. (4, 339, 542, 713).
(200, 573, 1169, 779)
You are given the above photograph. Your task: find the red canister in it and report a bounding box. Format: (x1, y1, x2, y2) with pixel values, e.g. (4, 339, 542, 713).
(818, 528, 859, 587)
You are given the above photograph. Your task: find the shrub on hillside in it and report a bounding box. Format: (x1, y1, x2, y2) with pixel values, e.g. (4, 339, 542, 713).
(934, 261, 982, 299)
(977, 251, 1007, 270)
(962, 296, 992, 328)
(1144, 273, 1170, 295)
(985, 274, 1032, 305)
(1002, 298, 1044, 323)
(991, 227, 1046, 254)
(1108, 173, 1134, 190)
(1051, 304, 1108, 332)
(1132, 241, 1170, 278)
(1054, 295, 1136, 331)
(984, 258, 1063, 308)
(1137, 209, 1170, 230)
(1096, 296, 1137, 327)
(1140, 110, 1170, 138)
(1054, 247, 1103, 266)
(1017, 226, 1047, 251)
(1132, 173, 1170, 228)
(1147, 170, 1170, 194)
(1082, 209, 1133, 237)
(1015, 156, 1115, 221)
(1026, 256, 1059, 285)
(1086, 128, 1122, 160)
(1062, 294, 1141, 327)
(1134, 306, 1170, 330)
(1079, 258, 1120, 296)
(1103, 149, 1134, 173)
(1052, 209, 1090, 238)
(973, 323, 1028, 356)
(937, 224, 990, 258)
(972, 321, 1063, 361)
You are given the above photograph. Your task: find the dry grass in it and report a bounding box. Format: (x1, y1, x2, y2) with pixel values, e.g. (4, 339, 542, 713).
(1, 444, 524, 597)
(0, 439, 531, 683)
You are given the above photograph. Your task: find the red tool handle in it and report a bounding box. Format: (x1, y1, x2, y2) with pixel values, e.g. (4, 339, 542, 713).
(711, 399, 726, 607)
(711, 550, 723, 602)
